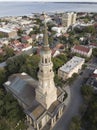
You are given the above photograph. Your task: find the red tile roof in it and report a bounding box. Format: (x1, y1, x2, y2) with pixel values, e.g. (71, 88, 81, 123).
(56, 43, 64, 49)
(22, 36, 31, 40)
(89, 43, 97, 47)
(51, 49, 56, 56)
(13, 40, 20, 45)
(73, 45, 90, 53)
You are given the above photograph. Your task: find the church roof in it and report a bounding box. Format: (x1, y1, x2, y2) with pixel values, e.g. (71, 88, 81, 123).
(4, 73, 38, 108)
(57, 87, 65, 98)
(4, 72, 66, 122)
(48, 100, 63, 117)
(26, 103, 46, 121)
(31, 105, 45, 120)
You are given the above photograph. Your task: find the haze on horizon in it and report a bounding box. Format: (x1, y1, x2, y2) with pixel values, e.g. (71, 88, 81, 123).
(0, 0, 97, 2)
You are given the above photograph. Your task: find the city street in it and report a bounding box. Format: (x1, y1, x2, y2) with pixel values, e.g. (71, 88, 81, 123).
(52, 68, 93, 130)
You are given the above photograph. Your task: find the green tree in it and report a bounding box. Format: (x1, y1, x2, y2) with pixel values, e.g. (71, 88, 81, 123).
(82, 95, 97, 130)
(0, 33, 4, 38)
(52, 57, 63, 73)
(0, 119, 10, 130)
(81, 85, 93, 102)
(0, 54, 4, 62)
(92, 48, 97, 57)
(0, 91, 27, 130)
(3, 45, 14, 59)
(84, 26, 96, 34)
(0, 68, 6, 86)
(73, 39, 80, 45)
(17, 29, 23, 36)
(84, 18, 89, 23)
(6, 54, 28, 74)
(69, 116, 81, 130)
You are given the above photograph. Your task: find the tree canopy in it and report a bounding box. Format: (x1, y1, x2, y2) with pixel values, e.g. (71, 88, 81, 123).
(0, 89, 27, 130)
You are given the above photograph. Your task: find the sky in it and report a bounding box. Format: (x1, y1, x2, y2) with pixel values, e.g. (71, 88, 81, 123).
(0, 0, 97, 2)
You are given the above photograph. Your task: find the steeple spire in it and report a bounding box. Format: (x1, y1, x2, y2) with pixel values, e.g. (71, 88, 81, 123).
(42, 12, 50, 51)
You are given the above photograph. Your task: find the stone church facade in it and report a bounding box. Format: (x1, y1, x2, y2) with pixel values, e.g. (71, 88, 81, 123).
(4, 15, 66, 130)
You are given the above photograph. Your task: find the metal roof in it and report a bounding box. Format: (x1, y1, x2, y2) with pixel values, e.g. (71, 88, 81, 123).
(0, 28, 14, 33)
(4, 73, 38, 108)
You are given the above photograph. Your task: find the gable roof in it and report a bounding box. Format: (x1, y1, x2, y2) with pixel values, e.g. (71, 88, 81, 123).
(73, 45, 90, 53)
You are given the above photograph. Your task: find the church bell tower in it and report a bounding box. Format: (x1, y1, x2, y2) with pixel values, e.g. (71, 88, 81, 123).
(36, 14, 57, 109)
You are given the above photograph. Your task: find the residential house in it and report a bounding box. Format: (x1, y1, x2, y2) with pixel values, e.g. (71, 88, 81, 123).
(86, 69, 97, 92)
(21, 36, 33, 44)
(89, 43, 97, 48)
(0, 27, 17, 38)
(71, 45, 92, 57)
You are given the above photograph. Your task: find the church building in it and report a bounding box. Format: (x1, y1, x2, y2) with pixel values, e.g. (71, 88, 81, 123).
(4, 15, 66, 130)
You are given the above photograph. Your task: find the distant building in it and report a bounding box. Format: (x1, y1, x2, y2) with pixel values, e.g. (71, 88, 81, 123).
(4, 17, 66, 130)
(58, 56, 85, 80)
(51, 26, 66, 34)
(40, 12, 52, 23)
(86, 69, 97, 92)
(89, 43, 97, 49)
(21, 36, 33, 44)
(52, 44, 65, 57)
(62, 12, 76, 27)
(0, 28, 17, 38)
(0, 38, 9, 46)
(71, 45, 92, 57)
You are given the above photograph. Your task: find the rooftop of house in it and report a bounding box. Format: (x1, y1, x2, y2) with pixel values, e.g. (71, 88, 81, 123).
(0, 27, 15, 33)
(73, 45, 91, 53)
(59, 56, 85, 73)
(93, 69, 97, 74)
(89, 43, 97, 47)
(22, 36, 31, 40)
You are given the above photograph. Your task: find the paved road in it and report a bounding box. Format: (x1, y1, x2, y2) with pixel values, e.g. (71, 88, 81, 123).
(52, 68, 93, 130)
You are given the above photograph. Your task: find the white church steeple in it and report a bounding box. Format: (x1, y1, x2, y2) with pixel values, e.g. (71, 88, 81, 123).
(36, 13, 57, 109)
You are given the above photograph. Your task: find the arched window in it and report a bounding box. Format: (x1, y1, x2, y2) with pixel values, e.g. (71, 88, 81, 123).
(45, 58, 47, 63)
